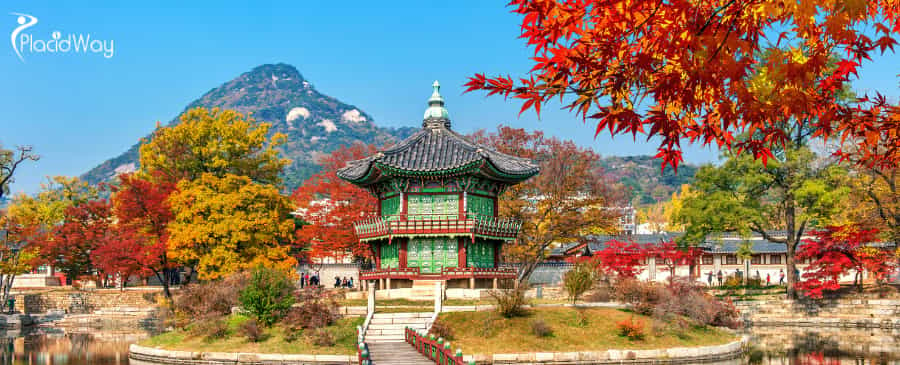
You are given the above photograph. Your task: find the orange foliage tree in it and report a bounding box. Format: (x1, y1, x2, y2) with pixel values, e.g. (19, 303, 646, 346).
(471, 126, 622, 283)
(465, 1, 900, 170)
(292, 143, 379, 264)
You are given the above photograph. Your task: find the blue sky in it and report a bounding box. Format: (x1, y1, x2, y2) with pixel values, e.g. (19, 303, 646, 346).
(2, 1, 898, 196)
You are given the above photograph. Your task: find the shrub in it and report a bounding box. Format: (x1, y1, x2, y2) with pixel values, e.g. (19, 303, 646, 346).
(488, 287, 529, 318)
(583, 286, 612, 302)
(616, 317, 645, 340)
(311, 329, 335, 347)
(239, 266, 296, 326)
(173, 272, 248, 327)
(723, 275, 742, 287)
(189, 317, 229, 341)
(612, 278, 669, 315)
(563, 263, 595, 304)
(239, 318, 264, 342)
(613, 278, 741, 329)
(530, 319, 553, 337)
(429, 320, 455, 341)
(284, 288, 341, 330)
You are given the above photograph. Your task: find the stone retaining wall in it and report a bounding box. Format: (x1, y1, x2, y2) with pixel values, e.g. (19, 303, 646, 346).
(11, 288, 161, 314)
(736, 298, 900, 328)
(128, 338, 746, 365)
(463, 337, 747, 364)
(128, 345, 358, 365)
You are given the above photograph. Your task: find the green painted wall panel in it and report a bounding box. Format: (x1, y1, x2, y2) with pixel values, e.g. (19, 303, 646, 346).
(466, 239, 495, 268)
(466, 195, 495, 217)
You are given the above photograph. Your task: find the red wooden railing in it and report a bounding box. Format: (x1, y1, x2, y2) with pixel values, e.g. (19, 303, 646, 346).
(405, 327, 472, 365)
(359, 267, 421, 281)
(358, 267, 516, 281)
(440, 267, 517, 279)
(353, 214, 521, 240)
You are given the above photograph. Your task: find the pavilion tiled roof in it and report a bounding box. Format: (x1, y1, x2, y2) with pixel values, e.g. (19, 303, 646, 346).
(337, 81, 539, 183)
(337, 127, 539, 181)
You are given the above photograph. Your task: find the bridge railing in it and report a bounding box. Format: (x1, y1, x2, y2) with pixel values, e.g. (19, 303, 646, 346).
(405, 327, 474, 365)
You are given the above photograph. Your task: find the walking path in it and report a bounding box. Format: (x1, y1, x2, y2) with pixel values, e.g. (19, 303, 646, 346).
(365, 312, 432, 365)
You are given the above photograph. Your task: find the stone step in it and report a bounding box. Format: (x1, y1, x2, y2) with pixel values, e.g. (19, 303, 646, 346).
(367, 342, 433, 365)
(364, 334, 406, 342)
(368, 323, 427, 330)
(365, 329, 406, 337)
(372, 312, 432, 319)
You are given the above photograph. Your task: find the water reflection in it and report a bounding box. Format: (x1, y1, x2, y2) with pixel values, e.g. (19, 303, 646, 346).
(0, 328, 143, 365)
(745, 326, 900, 365)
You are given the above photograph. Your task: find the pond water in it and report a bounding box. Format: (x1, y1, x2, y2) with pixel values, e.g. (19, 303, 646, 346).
(0, 326, 897, 364)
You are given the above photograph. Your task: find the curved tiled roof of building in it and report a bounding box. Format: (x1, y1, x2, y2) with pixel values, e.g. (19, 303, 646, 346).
(337, 81, 539, 183)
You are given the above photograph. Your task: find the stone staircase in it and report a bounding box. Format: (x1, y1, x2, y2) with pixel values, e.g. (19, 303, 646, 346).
(365, 312, 433, 364)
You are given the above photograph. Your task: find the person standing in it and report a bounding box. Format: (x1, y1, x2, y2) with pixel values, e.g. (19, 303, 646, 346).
(778, 269, 785, 285)
(707, 271, 714, 286)
(300, 272, 306, 288)
(717, 270, 723, 286)
(766, 273, 771, 286)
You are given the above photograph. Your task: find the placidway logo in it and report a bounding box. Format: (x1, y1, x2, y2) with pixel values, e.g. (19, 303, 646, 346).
(10, 12, 114, 62)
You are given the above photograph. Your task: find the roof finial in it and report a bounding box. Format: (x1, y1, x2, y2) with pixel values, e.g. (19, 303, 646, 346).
(423, 80, 451, 129)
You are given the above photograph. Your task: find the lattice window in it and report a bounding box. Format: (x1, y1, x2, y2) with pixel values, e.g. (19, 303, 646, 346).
(466, 194, 495, 217)
(380, 243, 399, 269)
(466, 239, 495, 268)
(381, 196, 400, 217)
(408, 194, 459, 220)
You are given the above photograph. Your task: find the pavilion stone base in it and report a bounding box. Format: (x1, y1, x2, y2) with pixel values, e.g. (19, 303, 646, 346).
(345, 278, 515, 300)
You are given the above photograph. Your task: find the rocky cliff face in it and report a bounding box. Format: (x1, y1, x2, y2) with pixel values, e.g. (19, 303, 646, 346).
(82, 63, 415, 190)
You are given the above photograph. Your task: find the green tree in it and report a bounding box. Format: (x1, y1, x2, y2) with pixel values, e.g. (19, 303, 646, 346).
(563, 263, 595, 304)
(239, 266, 296, 326)
(677, 146, 848, 298)
(139, 107, 289, 185)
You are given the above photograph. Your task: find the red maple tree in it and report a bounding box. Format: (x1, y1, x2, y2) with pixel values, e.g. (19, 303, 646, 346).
(92, 225, 163, 290)
(465, 1, 900, 170)
(583, 239, 647, 278)
(650, 240, 703, 285)
(44, 200, 112, 285)
(109, 173, 177, 296)
(796, 225, 895, 298)
(292, 143, 379, 263)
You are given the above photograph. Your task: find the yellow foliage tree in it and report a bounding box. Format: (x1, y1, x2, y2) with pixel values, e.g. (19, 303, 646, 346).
(139, 107, 289, 185)
(167, 173, 297, 280)
(7, 176, 99, 228)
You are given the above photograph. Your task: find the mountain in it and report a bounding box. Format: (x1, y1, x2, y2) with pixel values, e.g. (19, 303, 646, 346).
(599, 155, 700, 206)
(82, 63, 416, 190)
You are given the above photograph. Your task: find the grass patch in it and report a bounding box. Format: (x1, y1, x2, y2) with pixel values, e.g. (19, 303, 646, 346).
(141, 315, 364, 355)
(436, 307, 735, 355)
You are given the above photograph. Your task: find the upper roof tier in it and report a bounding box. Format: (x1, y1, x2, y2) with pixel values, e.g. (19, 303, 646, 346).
(337, 81, 539, 186)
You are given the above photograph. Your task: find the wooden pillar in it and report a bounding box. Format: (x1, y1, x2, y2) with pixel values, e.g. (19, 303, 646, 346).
(493, 241, 501, 268)
(400, 239, 408, 268)
(469, 277, 475, 289)
(458, 238, 467, 268)
(493, 278, 498, 289)
(386, 277, 391, 290)
(375, 243, 382, 269)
